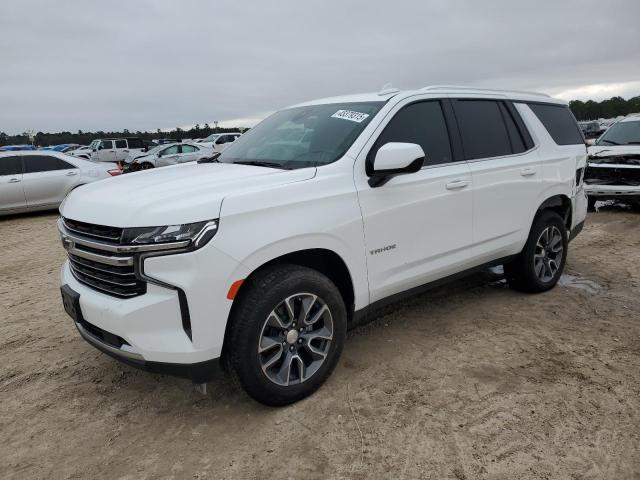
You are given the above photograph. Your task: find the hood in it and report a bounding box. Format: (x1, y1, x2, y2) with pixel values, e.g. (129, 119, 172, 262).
(588, 145, 640, 165)
(61, 163, 316, 227)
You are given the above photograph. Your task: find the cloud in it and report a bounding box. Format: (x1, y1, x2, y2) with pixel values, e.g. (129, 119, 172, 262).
(1, 0, 638, 134)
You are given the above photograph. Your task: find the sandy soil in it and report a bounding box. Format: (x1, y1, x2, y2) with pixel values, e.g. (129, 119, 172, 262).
(1, 207, 639, 479)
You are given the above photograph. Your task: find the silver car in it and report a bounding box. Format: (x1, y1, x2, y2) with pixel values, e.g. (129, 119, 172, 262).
(126, 142, 214, 170)
(0, 151, 117, 215)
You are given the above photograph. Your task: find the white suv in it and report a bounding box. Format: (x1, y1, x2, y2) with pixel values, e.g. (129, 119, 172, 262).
(58, 86, 587, 405)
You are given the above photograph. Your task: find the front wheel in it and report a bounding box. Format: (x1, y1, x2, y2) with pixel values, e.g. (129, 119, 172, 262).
(504, 210, 568, 293)
(226, 265, 347, 406)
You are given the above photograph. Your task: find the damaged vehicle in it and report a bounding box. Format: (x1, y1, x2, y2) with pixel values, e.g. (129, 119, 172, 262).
(585, 114, 640, 209)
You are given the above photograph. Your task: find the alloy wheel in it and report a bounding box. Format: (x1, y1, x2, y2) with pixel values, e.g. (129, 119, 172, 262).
(258, 293, 333, 386)
(534, 226, 564, 282)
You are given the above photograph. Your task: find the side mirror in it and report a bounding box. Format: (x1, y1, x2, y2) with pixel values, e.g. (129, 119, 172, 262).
(368, 142, 425, 187)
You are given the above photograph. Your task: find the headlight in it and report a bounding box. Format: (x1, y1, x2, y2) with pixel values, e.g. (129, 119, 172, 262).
(122, 219, 218, 249)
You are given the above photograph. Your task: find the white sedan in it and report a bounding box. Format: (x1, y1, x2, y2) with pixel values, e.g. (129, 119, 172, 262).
(0, 151, 119, 215)
(126, 142, 214, 170)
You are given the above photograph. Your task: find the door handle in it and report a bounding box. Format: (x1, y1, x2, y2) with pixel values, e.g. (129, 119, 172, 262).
(66, 171, 78, 176)
(8, 178, 21, 183)
(520, 167, 537, 177)
(445, 179, 469, 190)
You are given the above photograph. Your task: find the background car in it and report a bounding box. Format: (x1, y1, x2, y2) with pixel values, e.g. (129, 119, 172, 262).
(85, 137, 147, 164)
(125, 142, 214, 170)
(39, 144, 81, 153)
(584, 114, 640, 209)
(198, 132, 242, 151)
(69, 145, 92, 159)
(0, 144, 36, 151)
(0, 151, 119, 215)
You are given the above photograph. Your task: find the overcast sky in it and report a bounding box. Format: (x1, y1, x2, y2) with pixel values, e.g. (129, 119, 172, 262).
(1, 0, 639, 135)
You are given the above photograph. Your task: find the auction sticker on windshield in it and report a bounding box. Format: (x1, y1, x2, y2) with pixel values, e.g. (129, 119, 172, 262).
(331, 110, 370, 123)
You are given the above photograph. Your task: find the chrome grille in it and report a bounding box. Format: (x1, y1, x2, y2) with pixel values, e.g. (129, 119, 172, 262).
(67, 253, 146, 298)
(61, 217, 146, 298)
(63, 218, 124, 242)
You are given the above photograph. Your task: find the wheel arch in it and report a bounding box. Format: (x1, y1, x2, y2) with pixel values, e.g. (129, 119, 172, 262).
(536, 194, 572, 231)
(220, 248, 357, 363)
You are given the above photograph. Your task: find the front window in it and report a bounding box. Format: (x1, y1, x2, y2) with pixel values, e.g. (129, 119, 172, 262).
(218, 102, 384, 169)
(597, 120, 640, 146)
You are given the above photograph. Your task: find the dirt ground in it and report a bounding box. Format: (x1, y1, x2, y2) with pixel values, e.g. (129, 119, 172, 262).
(1, 207, 639, 480)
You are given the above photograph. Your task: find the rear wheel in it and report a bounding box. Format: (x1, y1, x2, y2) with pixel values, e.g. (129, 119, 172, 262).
(139, 162, 154, 170)
(504, 210, 567, 293)
(226, 265, 347, 406)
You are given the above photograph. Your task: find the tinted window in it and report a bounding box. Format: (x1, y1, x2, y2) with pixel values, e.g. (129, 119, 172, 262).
(527, 103, 584, 145)
(99, 140, 113, 150)
(115, 139, 127, 148)
(453, 100, 512, 160)
(0, 156, 22, 176)
(498, 102, 525, 153)
(182, 145, 198, 153)
(370, 100, 453, 167)
(24, 155, 75, 173)
(127, 138, 143, 149)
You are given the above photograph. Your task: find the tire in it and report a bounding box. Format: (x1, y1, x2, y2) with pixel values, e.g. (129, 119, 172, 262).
(504, 210, 568, 293)
(587, 196, 596, 211)
(140, 162, 154, 170)
(226, 264, 347, 406)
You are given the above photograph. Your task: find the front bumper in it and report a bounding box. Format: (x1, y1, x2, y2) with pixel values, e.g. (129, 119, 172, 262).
(62, 283, 220, 382)
(60, 237, 250, 369)
(585, 184, 640, 197)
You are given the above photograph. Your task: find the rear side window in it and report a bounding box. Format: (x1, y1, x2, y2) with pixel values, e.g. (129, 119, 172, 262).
(370, 100, 453, 167)
(182, 145, 198, 153)
(453, 100, 512, 160)
(127, 138, 143, 149)
(24, 155, 75, 173)
(0, 156, 22, 175)
(115, 139, 127, 148)
(527, 103, 584, 145)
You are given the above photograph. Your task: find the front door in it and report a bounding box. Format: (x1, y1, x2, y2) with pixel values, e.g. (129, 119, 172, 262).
(0, 155, 26, 211)
(22, 155, 79, 207)
(355, 98, 474, 303)
(96, 140, 116, 162)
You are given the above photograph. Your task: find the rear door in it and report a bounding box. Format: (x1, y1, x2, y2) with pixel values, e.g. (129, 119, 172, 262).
(114, 139, 128, 162)
(451, 97, 540, 262)
(0, 155, 26, 211)
(22, 155, 80, 207)
(179, 144, 200, 162)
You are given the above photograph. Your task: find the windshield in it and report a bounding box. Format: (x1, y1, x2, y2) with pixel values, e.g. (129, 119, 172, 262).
(89, 140, 100, 149)
(597, 120, 640, 145)
(218, 102, 384, 169)
(203, 133, 220, 142)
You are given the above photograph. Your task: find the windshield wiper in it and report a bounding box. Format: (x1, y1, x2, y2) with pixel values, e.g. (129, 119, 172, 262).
(600, 139, 620, 145)
(197, 152, 221, 164)
(231, 160, 287, 169)
(625, 141, 640, 145)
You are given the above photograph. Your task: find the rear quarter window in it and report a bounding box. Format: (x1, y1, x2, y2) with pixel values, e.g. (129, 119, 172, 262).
(527, 103, 584, 145)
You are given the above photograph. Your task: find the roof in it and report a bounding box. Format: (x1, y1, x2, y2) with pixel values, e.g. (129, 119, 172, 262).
(290, 85, 564, 108)
(618, 113, 640, 123)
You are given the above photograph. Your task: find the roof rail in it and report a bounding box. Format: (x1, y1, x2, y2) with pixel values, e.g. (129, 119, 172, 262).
(421, 85, 551, 98)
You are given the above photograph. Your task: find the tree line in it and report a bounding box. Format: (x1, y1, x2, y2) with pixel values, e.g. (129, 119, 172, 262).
(569, 95, 640, 121)
(0, 123, 246, 147)
(2, 95, 640, 147)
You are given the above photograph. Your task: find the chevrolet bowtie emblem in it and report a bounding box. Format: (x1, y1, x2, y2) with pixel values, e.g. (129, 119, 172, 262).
(61, 236, 74, 250)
